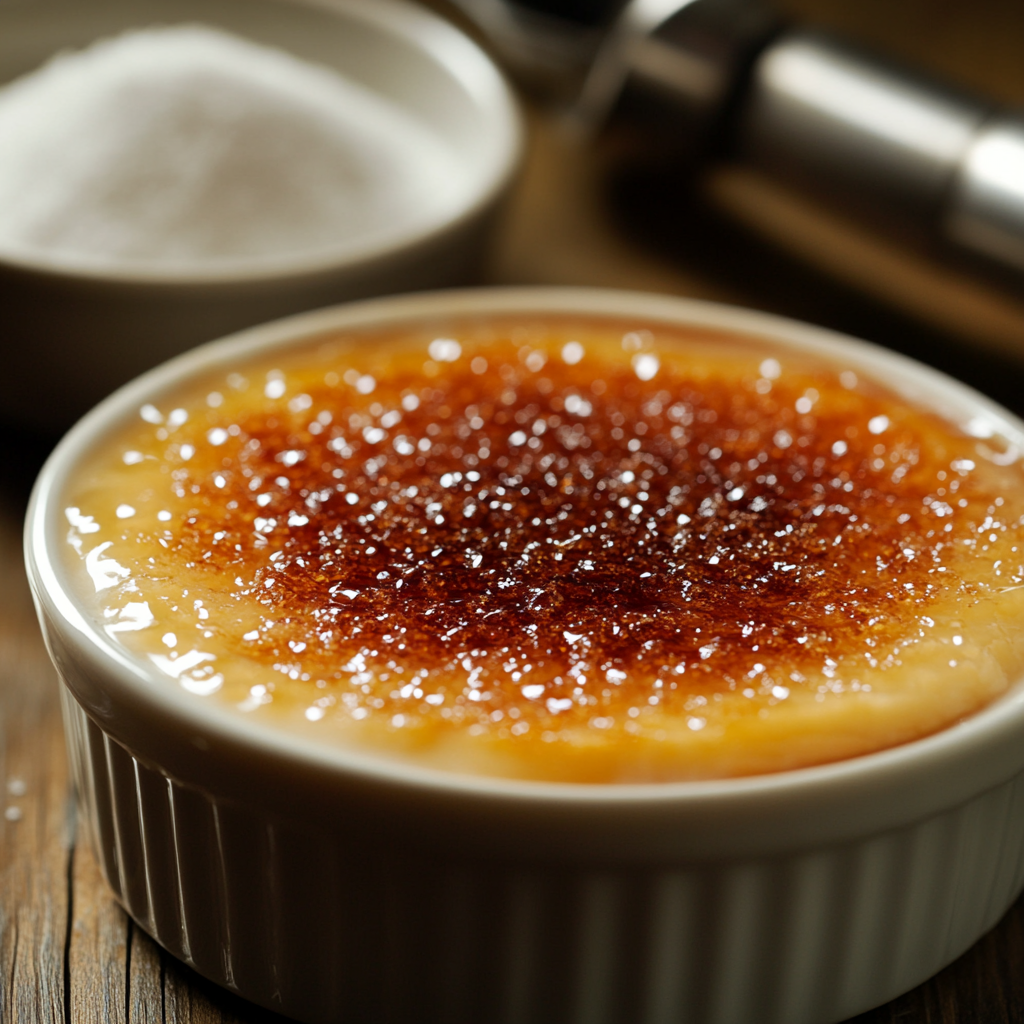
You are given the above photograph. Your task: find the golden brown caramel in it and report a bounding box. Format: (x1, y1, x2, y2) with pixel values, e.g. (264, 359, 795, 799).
(63, 317, 1024, 781)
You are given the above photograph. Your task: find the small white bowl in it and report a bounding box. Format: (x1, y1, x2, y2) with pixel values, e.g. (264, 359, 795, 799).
(0, 0, 521, 431)
(26, 288, 1024, 1024)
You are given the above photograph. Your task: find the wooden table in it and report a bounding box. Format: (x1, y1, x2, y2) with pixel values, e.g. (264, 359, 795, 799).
(7, 2, 1024, 1020)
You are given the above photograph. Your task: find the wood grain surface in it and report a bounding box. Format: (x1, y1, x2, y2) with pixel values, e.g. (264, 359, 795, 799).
(6, 1, 1024, 1019)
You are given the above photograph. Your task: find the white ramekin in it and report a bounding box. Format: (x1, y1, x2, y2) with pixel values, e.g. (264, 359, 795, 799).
(26, 288, 1024, 1024)
(0, 0, 521, 431)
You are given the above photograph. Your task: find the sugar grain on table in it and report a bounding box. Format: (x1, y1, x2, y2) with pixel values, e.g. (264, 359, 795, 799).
(0, 25, 464, 267)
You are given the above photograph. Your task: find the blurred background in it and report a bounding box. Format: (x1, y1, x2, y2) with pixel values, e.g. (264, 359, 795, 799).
(429, 0, 1024, 410)
(6, 0, 1024, 493)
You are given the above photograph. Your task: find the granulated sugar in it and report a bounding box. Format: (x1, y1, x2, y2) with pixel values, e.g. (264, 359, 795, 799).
(0, 25, 465, 269)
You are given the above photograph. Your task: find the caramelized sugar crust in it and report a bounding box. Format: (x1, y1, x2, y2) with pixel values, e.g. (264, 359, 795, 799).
(64, 318, 1024, 781)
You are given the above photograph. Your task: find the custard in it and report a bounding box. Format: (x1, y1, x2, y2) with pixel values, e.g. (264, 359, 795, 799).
(61, 317, 1024, 782)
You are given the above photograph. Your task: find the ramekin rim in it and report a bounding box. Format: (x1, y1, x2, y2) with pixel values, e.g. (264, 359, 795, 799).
(27, 284, 1024, 806)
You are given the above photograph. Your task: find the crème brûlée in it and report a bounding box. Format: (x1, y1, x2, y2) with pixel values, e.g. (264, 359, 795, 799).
(62, 316, 1024, 783)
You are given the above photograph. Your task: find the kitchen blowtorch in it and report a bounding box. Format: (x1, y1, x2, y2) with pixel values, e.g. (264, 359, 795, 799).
(455, 0, 1024, 280)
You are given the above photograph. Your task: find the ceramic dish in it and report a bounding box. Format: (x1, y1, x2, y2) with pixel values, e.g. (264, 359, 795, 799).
(0, 0, 521, 431)
(26, 288, 1024, 1024)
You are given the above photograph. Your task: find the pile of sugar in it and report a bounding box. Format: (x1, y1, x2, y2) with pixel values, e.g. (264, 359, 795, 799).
(0, 25, 464, 269)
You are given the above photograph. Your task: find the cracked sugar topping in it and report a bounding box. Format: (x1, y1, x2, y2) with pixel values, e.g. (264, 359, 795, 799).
(62, 317, 1024, 781)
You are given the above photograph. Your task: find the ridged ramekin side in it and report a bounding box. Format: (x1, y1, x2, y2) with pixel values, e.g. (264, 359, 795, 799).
(60, 687, 1024, 1024)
